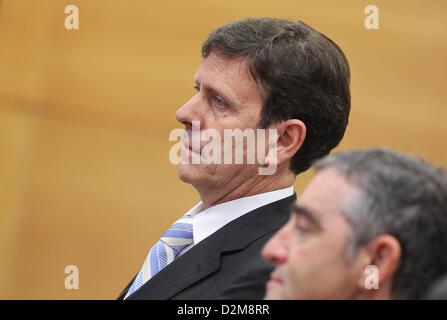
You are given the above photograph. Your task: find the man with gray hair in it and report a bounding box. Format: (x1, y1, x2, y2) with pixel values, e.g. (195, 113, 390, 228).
(263, 148, 447, 299)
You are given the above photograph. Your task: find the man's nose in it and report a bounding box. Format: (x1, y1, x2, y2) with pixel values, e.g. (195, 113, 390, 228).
(261, 227, 289, 265)
(176, 95, 199, 127)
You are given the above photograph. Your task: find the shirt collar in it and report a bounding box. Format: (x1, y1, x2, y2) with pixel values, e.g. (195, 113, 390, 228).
(184, 186, 294, 246)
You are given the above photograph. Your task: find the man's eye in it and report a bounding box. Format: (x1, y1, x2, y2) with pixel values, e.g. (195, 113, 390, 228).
(213, 96, 225, 108)
(193, 85, 200, 93)
(296, 224, 311, 233)
(295, 217, 314, 233)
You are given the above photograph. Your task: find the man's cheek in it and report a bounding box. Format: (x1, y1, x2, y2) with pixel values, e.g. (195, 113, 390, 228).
(282, 263, 304, 299)
(287, 252, 320, 284)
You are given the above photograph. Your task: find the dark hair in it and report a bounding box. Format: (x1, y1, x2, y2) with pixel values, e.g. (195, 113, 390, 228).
(202, 18, 351, 174)
(316, 148, 447, 299)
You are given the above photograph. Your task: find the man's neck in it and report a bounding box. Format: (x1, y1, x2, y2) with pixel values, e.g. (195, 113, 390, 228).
(199, 171, 295, 210)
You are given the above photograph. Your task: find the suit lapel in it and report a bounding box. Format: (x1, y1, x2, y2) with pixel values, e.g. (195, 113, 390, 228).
(124, 194, 296, 300)
(126, 231, 223, 300)
(117, 275, 136, 300)
(220, 194, 295, 252)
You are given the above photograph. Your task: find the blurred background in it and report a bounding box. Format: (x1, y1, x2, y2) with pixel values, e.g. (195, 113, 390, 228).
(0, 0, 446, 299)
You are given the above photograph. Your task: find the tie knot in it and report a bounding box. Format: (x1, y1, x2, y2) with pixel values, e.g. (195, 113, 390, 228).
(160, 214, 194, 250)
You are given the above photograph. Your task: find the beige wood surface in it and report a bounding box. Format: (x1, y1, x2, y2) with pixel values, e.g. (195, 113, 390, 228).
(0, 0, 446, 299)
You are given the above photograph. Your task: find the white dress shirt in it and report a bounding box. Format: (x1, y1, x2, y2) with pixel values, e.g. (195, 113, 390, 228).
(179, 186, 294, 255)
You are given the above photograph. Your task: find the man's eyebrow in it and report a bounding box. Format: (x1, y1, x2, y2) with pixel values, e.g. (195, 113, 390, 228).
(194, 79, 237, 106)
(293, 205, 323, 230)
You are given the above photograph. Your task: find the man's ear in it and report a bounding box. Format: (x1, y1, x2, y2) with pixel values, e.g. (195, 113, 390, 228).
(270, 119, 306, 166)
(358, 235, 401, 291)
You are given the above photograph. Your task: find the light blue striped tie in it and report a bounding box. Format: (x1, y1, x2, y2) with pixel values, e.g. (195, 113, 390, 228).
(125, 214, 194, 298)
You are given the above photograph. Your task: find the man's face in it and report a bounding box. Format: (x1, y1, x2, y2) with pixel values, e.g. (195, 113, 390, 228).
(175, 51, 265, 193)
(262, 168, 365, 299)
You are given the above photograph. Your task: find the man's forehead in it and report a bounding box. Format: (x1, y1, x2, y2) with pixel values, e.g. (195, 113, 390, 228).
(298, 168, 354, 221)
(195, 52, 252, 81)
(194, 52, 264, 107)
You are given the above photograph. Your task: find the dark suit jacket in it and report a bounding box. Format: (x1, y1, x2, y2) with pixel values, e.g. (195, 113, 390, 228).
(117, 194, 296, 300)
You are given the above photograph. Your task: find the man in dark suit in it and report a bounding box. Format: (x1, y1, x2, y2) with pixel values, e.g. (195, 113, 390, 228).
(263, 149, 447, 300)
(119, 17, 351, 300)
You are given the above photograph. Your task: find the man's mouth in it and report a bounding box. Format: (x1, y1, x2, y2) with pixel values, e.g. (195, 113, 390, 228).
(182, 131, 201, 154)
(183, 142, 193, 152)
(268, 273, 283, 285)
(182, 141, 198, 154)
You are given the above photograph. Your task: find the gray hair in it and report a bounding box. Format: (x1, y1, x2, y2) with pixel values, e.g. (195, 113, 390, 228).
(314, 148, 447, 299)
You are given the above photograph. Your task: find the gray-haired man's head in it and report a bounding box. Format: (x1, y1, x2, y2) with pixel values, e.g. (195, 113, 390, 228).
(263, 148, 447, 300)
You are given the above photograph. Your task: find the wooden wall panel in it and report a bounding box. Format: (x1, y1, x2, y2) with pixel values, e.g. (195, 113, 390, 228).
(0, 0, 446, 298)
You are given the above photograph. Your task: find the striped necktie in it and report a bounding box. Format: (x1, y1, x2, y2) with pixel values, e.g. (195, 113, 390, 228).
(124, 214, 194, 298)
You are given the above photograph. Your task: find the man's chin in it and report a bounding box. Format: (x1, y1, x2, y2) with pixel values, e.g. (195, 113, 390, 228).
(178, 163, 202, 185)
(178, 165, 193, 184)
(264, 291, 284, 300)
(264, 282, 285, 300)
